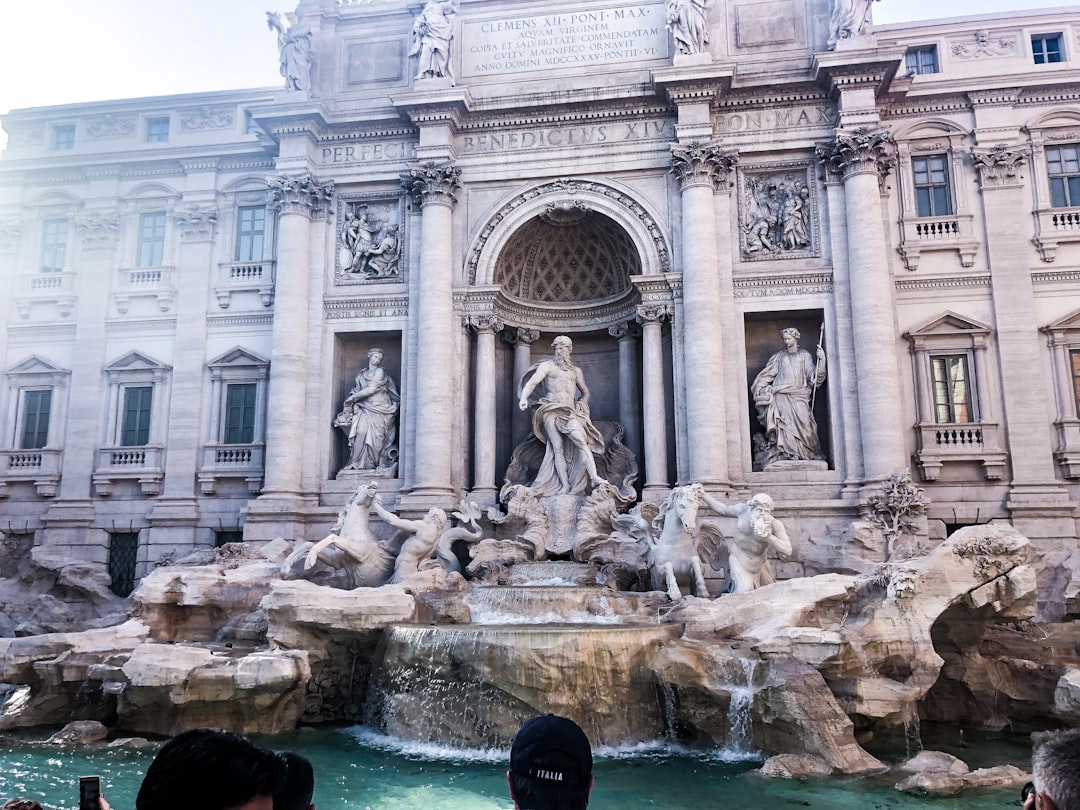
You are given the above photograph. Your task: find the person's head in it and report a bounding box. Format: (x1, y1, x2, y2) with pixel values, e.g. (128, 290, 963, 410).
(781, 327, 800, 348)
(136, 728, 287, 810)
(1031, 728, 1080, 810)
(2, 800, 43, 810)
(426, 507, 448, 530)
(367, 348, 384, 367)
(508, 714, 593, 810)
(274, 751, 315, 810)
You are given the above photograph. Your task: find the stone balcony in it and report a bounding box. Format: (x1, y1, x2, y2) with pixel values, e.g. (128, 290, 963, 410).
(92, 445, 165, 496)
(1054, 418, 1080, 478)
(14, 271, 78, 318)
(198, 443, 265, 494)
(0, 448, 62, 497)
(913, 421, 1007, 482)
(897, 213, 979, 271)
(114, 266, 176, 314)
(1033, 207, 1080, 262)
(214, 260, 275, 308)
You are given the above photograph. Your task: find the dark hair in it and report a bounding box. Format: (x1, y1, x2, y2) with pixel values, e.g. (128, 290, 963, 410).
(274, 751, 315, 810)
(1033, 728, 1080, 810)
(508, 772, 590, 810)
(136, 728, 287, 810)
(2, 801, 43, 810)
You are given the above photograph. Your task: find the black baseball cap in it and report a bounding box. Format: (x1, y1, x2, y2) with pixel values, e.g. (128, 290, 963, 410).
(510, 714, 593, 788)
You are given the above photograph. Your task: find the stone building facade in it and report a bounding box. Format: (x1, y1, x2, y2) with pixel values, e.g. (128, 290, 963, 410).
(1, 0, 1078, 600)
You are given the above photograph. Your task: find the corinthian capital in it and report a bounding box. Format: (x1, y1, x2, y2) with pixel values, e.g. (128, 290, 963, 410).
(268, 173, 334, 219)
(502, 327, 540, 348)
(816, 128, 896, 181)
(670, 142, 739, 190)
(402, 161, 461, 207)
(970, 143, 1031, 189)
(464, 312, 503, 333)
(636, 303, 673, 324)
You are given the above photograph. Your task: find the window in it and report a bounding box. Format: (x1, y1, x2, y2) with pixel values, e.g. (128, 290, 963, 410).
(145, 117, 169, 143)
(235, 206, 266, 261)
(121, 386, 153, 447)
(223, 383, 257, 444)
(40, 219, 68, 272)
(136, 211, 166, 267)
(19, 389, 51, 449)
(930, 355, 973, 423)
(1071, 349, 1080, 417)
(52, 125, 75, 150)
(215, 530, 245, 547)
(912, 155, 952, 217)
(1046, 144, 1080, 208)
(108, 532, 139, 597)
(905, 46, 938, 75)
(1032, 34, 1063, 64)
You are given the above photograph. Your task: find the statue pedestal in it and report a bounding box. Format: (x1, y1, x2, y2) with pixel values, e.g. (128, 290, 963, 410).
(335, 466, 398, 482)
(763, 459, 829, 472)
(672, 52, 713, 67)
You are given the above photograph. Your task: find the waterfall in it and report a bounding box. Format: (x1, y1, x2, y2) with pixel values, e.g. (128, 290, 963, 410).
(904, 710, 923, 759)
(725, 658, 759, 754)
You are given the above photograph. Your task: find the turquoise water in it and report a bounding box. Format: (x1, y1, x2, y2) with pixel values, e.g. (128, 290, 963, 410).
(0, 725, 1024, 809)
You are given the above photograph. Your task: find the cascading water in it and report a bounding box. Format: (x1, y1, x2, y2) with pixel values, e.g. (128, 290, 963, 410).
(726, 658, 758, 753)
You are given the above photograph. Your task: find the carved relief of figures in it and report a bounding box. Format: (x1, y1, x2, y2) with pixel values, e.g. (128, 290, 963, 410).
(751, 327, 827, 467)
(409, 0, 457, 80)
(267, 11, 315, 93)
(741, 171, 815, 259)
(951, 29, 1016, 60)
(827, 0, 880, 49)
(666, 0, 709, 56)
(338, 201, 402, 281)
(333, 348, 400, 475)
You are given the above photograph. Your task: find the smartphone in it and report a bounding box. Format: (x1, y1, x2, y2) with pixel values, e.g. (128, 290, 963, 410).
(79, 775, 101, 810)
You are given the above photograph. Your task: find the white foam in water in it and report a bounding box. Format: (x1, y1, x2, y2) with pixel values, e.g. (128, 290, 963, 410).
(466, 606, 625, 625)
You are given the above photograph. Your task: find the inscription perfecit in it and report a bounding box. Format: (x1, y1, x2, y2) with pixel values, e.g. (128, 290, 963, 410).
(462, 3, 668, 77)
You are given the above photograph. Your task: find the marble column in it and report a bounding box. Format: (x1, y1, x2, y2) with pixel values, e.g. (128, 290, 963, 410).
(504, 327, 540, 445)
(609, 322, 641, 460)
(817, 130, 907, 480)
(637, 304, 672, 495)
(467, 313, 502, 503)
(403, 161, 460, 499)
(261, 173, 332, 498)
(670, 142, 738, 487)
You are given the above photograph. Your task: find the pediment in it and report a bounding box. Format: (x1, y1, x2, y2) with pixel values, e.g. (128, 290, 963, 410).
(207, 347, 270, 368)
(905, 311, 992, 338)
(104, 350, 170, 372)
(1043, 308, 1080, 332)
(6, 354, 67, 376)
(1025, 108, 1080, 132)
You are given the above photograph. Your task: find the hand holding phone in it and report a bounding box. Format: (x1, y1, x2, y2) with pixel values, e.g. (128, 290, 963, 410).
(78, 775, 101, 810)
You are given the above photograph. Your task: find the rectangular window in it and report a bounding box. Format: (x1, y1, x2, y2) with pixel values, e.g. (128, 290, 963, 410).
(145, 117, 170, 143)
(52, 125, 75, 150)
(1047, 144, 1080, 208)
(234, 206, 266, 262)
(121, 386, 153, 446)
(136, 211, 166, 267)
(913, 154, 953, 217)
(1071, 350, 1080, 417)
(19, 389, 52, 449)
(905, 46, 938, 75)
(223, 383, 257, 444)
(1032, 34, 1063, 64)
(108, 532, 139, 598)
(41, 219, 68, 272)
(931, 355, 973, 424)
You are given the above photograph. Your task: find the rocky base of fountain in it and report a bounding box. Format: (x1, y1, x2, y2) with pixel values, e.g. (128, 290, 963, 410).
(0, 525, 1077, 795)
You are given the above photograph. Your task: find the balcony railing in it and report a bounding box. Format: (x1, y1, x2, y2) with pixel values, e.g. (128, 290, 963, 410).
(215, 260, 275, 308)
(92, 444, 165, 496)
(15, 271, 77, 318)
(1034, 207, 1080, 262)
(198, 442, 265, 494)
(0, 448, 62, 497)
(114, 266, 176, 314)
(914, 421, 1007, 482)
(898, 213, 978, 270)
(1054, 418, 1080, 478)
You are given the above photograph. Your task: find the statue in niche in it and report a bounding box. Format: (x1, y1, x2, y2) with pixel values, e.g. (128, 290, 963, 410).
(341, 206, 401, 279)
(751, 327, 827, 466)
(409, 0, 457, 80)
(665, 0, 709, 56)
(334, 348, 399, 474)
(517, 335, 607, 496)
(827, 0, 880, 49)
(266, 11, 315, 93)
(743, 175, 812, 256)
(698, 491, 792, 593)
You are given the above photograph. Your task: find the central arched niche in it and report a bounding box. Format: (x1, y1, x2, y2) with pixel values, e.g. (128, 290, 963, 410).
(494, 207, 640, 306)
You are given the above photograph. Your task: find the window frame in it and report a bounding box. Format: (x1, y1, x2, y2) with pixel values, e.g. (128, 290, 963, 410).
(929, 353, 975, 424)
(199, 348, 269, 495)
(18, 388, 53, 450)
(135, 211, 167, 268)
(234, 204, 267, 262)
(1032, 33, 1063, 65)
(145, 117, 170, 144)
(905, 45, 939, 76)
(912, 153, 954, 217)
(52, 124, 75, 151)
(120, 385, 154, 447)
(1045, 143, 1080, 208)
(40, 218, 69, 273)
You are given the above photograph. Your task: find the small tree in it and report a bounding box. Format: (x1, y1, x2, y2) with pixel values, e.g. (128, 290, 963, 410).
(866, 469, 926, 561)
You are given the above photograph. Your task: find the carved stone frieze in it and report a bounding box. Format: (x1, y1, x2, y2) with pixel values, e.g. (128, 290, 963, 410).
(733, 271, 833, 298)
(670, 142, 739, 190)
(970, 143, 1031, 188)
(636, 303, 673, 323)
(85, 114, 136, 140)
(268, 173, 334, 219)
(816, 128, 896, 182)
(75, 212, 120, 248)
(336, 196, 405, 284)
(951, 30, 1017, 59)
(738, 165, 818, 261)
(324, 296, 410, 321)
(175, 206, 219, 241)
(895, 274, 992, 292)
(496, 295, 639, 332)
(402, 161, 461, 206)
(6, 126, 44, 147)
(180, 106, 236, 131)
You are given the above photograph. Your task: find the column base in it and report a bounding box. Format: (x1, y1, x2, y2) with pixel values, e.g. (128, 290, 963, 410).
(466, 487, 499, 509)
(396, 490, 461, 515)
(641, 484, 672, 504)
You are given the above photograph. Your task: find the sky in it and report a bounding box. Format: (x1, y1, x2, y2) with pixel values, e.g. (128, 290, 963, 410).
(0, 0, 1076, 121)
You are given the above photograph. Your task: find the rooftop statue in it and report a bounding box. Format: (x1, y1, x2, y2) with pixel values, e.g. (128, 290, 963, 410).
(827, 0, 880, 49)
(666, 0, 709, 56)
(751, 327, 826, 467)
(698, 491, 792, 593)
(267, 11, 315, 93)
(518, 335, 607, 496)
(410, 0, 457, 80)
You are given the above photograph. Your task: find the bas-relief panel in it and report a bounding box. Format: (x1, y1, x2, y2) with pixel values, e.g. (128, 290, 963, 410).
(737, 165, 819, 262)
(334, 194, 407, 285)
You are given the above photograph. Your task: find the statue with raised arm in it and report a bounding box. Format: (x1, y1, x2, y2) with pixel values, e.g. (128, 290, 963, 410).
(517, 335, 606, 496)
(267, 11, 315, 93)
(699, 491, 792, 593)
(666, 0, 709, 56)
(827, 0, 880, 49)
(335, 348, 399, 473)
(751, 327, 826, 466)
(371, 497, 448, 584)
(409, 0, 457, 80)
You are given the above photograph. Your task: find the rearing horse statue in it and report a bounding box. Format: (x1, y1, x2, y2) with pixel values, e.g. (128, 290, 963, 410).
(647, 484, 710, 601)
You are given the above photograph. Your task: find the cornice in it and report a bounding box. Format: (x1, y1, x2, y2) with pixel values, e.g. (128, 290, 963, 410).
(324, 295, 410, 320)
(319, 127, 417, 143)
(456, 102, 673, 131)
(7, 323, 78, 340)
(206, 313, 274, 328)
(105, 318, 178, 333)
(733, 271, 833, 298)
(895, 274, 992, 291)
(713, 89, 833, 110)
(1033, 269, 1080, 286)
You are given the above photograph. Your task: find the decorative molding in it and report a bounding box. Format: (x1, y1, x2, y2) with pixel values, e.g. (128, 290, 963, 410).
(495, 294, 639, 332)
(970, 143, 1030, 188)
(7, 323, 78, 340)
(175, 205, 219, 241)
(75, 211, 120, 248)
(738, 164, 819, 261)
(670, 142, 739, 190)
(324, 296, 410, 320)
(950, 30, 1017, 59)
(85, 114, 136, 140)
(402, 161, 461, 207)
(206, 314, 274, 328)
(816, 128, 896, 183)
(179, 106, 236, 131)
(1033, 270, 1080, 286)
(105, 318, 178, 333)
(5, 126, 44, 146)
(895, 274, 992, 291)
(636, 303, 673, 323)
(464, 313, 503, 333)
(268, 173, 334, 219)
(733, 271, 833, 298)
